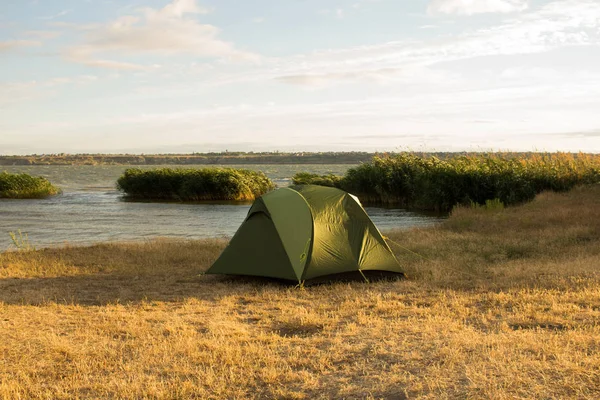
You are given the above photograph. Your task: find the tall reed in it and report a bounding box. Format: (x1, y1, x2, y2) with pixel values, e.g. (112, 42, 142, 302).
(294, 152, 600, 211)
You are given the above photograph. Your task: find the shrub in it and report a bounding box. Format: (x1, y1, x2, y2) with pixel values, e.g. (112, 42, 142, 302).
(117, 168, 276, 201)
(0, 172, 60, 199)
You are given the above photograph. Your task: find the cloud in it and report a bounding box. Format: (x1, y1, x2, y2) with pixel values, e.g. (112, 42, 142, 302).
(275, 68, 407, 87)
(0, 81, 39, 107)
(272, 0, 600, 87)
(0, 40, 40, 52)
(158, 0, 209, 16)
(64, 0, 258, 70)
(23, 30, 62, 40)
(38, 84, 599, 152)
(557, 129, 600, 138)
(67, 51, 149, 70)
(37, 9, 71, 20)
(428, 0, 528, 15)
(91, 0, 599, 90)
(318, 6, 361, 19)
(0, 75, 99, 107)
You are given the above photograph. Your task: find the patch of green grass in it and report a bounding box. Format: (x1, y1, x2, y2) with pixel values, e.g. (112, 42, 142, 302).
(8, 230, 35, 251)
(0, 172, 60, 199)
(117, 167, 276, 201)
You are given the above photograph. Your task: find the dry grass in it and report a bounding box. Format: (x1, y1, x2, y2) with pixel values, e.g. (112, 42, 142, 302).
(1, 185, 600, 399)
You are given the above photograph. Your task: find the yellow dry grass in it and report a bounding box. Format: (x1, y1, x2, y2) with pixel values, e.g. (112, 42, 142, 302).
(1, 185, 599, 399)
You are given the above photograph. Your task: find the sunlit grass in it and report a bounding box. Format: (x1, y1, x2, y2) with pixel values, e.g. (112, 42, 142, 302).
(1, 185, 599, 398)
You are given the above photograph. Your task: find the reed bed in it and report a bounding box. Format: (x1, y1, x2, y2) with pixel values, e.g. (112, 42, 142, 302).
(292, 172, 344, 188)
(294, 152, 600, 211)
(117, 167, 276, 201)
(0, 172, 60, 199)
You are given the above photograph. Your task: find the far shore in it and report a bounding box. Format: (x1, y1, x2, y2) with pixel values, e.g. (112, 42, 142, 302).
(0, 151, 374, 166)
(3, 150, 597, 166)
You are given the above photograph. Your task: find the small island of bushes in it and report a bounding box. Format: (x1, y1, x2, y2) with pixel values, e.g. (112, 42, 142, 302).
(0, 172, 60, 199)
(117, 167, 276, 201)
(294, 152, 600, 212)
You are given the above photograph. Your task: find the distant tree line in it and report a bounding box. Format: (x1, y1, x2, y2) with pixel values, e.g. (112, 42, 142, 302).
(3, 151, 596, 166)
(0, 152, 376, 166)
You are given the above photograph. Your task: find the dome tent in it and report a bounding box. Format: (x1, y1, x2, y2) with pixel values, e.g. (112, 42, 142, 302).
(206, 185, 403, 283)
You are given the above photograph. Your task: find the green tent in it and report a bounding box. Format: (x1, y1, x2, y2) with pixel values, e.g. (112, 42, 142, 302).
(206, 185, 403, 283)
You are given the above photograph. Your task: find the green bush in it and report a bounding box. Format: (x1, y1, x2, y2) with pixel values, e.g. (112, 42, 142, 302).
(294, 153, 600, 212)
(0, 172, 60, 199)
(117, 168, 276, 201)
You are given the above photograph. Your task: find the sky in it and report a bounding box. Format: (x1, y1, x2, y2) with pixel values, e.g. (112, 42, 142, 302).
(1, 0, 599, 154)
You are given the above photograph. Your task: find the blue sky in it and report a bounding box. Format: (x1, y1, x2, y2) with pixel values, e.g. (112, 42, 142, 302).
(1, 0, 599, 154)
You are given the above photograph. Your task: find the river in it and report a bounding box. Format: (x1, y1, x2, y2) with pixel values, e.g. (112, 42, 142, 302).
(0, 165, 442, 250)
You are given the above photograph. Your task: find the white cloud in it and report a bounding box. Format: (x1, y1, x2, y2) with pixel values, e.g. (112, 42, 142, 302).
(0, 40, 40, 52)
(23, 30, 62, 40)
(65, 0, 258, 70)
(83, 1, 599, 91)
(24, 80, 599, 152)
(272, 0, 600, 86)
(5, 0, 600, 154)
(46, 75, 99, 86)
(67, 51, 149, 70)
(0, 76, 99, 107)
(157, 0, 208, 17)
(0, 81, 39, 107)
(37, 9, 71, 20)
(428, 0, 528, 15)
(318, 7, 350, 19)
(275, 68, 443, 87)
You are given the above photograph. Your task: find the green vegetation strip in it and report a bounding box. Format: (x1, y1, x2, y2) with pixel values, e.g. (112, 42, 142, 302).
(293, 152, 600, 211)
(117, 167, 276, 201)
(0, 172, 60, 199)
(0, 152, 374, 166)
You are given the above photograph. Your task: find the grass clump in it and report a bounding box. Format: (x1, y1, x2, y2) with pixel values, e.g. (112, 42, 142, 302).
(117, 167, 276, 201)
(8, 230, 35, 251)
(295, 152, 600, 211)
(0, 172, 60, 199)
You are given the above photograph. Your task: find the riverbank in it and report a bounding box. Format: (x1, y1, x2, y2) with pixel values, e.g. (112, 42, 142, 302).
(1, 185, 599, 398)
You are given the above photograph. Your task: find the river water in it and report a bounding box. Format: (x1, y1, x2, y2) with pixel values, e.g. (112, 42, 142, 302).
(0, 165, 442, 250)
